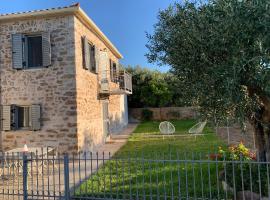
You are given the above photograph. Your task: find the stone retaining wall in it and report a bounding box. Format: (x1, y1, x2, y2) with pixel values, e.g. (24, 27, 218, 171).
(129, 107, 197, 121)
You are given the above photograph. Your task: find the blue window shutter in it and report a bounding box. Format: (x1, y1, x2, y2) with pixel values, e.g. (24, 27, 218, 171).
(42, 32, 51, 67)
(12, 34, 23, 69)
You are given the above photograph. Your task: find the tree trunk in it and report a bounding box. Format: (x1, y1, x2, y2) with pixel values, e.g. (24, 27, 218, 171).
(251, 119, 266, 161)
(250, 107, 266, 161)
(264, 125, 270, 161)
(247, 87, 270, 161)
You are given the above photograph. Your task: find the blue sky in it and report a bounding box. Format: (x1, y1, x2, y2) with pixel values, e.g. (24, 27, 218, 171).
(0, 0, 176, 72)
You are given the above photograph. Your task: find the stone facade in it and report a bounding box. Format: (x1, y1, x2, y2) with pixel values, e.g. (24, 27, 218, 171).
(0, 8, 129, 153)
(74, 16, 128, 152)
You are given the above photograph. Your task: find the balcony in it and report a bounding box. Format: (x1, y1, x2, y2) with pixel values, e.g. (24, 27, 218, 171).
(118, 71, 132, 94)
(99, 70, 132, 96)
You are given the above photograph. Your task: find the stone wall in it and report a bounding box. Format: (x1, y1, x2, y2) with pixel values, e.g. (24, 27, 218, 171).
(0, 14, 128, 154)
(109, 95, 128, 134)
(0, 15, 78, 153)
(74, 16, 128, 152)
(129, 107, 197, 121)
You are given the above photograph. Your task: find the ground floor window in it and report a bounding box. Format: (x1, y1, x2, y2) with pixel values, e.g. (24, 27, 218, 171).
(17, 106, 31, 129)
(1, 104, 41, 131)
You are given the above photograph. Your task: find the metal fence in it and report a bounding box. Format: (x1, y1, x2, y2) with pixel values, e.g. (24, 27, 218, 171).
(0, 151, 269, 200)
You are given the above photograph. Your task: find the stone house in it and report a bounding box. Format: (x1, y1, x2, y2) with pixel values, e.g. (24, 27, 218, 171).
(0, 4, 132, 153)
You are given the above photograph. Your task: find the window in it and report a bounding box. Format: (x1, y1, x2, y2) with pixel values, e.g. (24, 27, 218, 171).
(1, 104, 41, 131)
(17, 106, 31, 129)
(89, 43, 96, 72)
(110, 59, 118, 83)
(12, 32, 51, 69)
(27, 35, 43, 68)
(11, 105, 31, 130)
(82, 36, 98, 73)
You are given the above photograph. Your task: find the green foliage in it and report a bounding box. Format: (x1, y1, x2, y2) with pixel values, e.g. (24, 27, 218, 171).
(224, 163, 268, 195)
(217, 142, 256, 161)
(146, 0, 270, 123)
(125, 65, 174, 107)
(141, 109, 153, 121)
(216, 144, 267, 195)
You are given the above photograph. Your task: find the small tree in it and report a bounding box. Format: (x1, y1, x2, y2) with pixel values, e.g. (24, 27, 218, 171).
(146, 0, 270, 161)
(126, 66, 173, 108)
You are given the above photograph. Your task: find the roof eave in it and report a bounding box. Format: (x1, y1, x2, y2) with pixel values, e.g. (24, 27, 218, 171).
(75, 8, 123, 59)
(0, 7, 78, 21)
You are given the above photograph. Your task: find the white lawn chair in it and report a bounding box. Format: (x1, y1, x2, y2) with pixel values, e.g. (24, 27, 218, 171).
(159, 121, 175, 139)
(188, 121, 207, 139)
(159, 121, 175, 134)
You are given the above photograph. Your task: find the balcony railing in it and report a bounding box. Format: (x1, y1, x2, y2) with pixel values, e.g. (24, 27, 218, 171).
(99, 70, 132, 95)
(118, 70, 132, 94)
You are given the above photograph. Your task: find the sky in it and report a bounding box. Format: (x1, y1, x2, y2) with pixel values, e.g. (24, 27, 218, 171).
(0, 0, 176, 72)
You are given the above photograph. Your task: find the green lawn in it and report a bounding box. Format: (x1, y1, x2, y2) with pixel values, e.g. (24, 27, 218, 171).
(76, 120, 232, 199)
(115, 119, 225, 159)
(132, 120, 196, 134)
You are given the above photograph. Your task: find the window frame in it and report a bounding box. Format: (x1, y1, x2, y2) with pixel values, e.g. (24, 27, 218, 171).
(89, 42, 96, 73)
(22, 33, 43, 69)
(17, 106, 31, 130)
(11, 105, 32, 130)
(110, 60, 118, 83)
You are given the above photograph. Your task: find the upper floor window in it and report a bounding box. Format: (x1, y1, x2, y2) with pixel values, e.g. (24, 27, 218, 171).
(110, 59, 118, 83)
(82, 36, 98, 73)
(27, 35, 43, 68)
(12, 32, 51, 69)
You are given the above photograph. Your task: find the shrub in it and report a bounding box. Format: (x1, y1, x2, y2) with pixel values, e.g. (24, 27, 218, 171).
(141, 109, 153, 121)
(213, 143, 268, 196)
(217, 142, 256, 161)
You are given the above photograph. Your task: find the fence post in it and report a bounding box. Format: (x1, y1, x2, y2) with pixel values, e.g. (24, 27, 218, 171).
(64, 154, 70, 200)
(23, 154, 28, 200)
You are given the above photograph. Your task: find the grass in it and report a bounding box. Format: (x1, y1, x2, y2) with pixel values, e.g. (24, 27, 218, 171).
(76, 120, 233, 199)
(115, 119, 225, 159)
(132, 120, 196, 134)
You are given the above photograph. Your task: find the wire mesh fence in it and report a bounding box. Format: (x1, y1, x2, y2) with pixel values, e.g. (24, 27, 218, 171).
(0, 151, 269, 199)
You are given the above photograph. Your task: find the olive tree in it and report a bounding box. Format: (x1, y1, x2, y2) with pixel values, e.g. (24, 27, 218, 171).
(146, 0, 270, 161)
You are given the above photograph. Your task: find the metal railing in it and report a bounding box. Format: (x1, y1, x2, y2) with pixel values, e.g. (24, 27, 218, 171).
(0, 151, 269, 199)
(119, 70, 132, 94)
(99, 70, 132, 95)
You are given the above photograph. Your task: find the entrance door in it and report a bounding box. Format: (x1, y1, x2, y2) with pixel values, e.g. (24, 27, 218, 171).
(102, 101, 110, 139)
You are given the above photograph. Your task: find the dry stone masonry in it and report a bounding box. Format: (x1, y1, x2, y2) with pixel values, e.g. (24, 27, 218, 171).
(0, 5, 129, 153)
